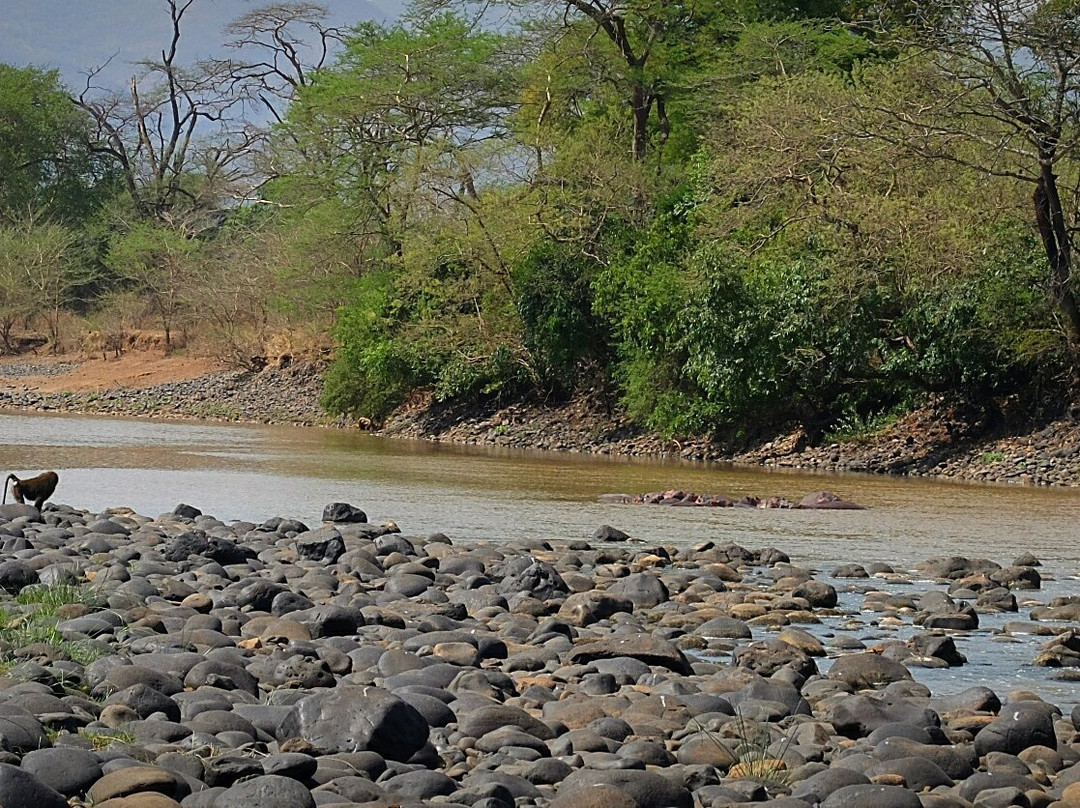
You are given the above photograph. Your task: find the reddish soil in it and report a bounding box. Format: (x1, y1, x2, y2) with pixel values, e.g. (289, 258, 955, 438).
(0, 351, 226, 393)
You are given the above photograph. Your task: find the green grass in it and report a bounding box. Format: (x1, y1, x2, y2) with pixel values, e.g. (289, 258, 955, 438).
(982, 450, 1007, 464)
(0, 583, 110, 669)
(16, 582, 104, 613)
(78, 727, 139, 750)
(824, 406, 907, 444)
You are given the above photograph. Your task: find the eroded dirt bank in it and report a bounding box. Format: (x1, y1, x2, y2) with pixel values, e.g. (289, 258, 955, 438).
(3, 355, 1080, 486)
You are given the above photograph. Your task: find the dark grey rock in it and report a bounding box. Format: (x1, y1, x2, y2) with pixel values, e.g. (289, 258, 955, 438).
(295, 527, 345, 562)
(593, 525, 630, 542)
(202, 753, 263, 787)
(607, 572, 669, 608)
(381, 769, 457, 799)
(458, 703, 556, 741)
(278, 685, 429, 761)
(791, 768, 871, 805)
(824, 694, 939, 739)
(21, 747, 103, 797)
(498, 560, 569, 601)
(865, 756, 953, 790)
(567, 634, 692, 675)
(558, 768, 693, 808)
(974, 705, 1056, 756)
(322, 502, 367, 523)
(0, 762, 68, 808)
(820, 784, 921, 808)
(210, 773, 316, 807)
(0, 560, 38, 593)
(262, 752, 318, 780)
(958, 771, 1042, 803)
(0, 704, 51, 752)
(696, 616, 752, 639)
(828, 653, 912, 689)
(183, 661, 259, 696)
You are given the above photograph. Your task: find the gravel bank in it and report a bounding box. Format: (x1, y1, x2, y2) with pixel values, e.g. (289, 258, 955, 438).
(0, 364, 338, 427)
(0, 498, 1076, 808)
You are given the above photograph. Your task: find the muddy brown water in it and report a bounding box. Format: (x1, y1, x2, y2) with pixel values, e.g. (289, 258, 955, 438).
(4, 410, 1080, 705)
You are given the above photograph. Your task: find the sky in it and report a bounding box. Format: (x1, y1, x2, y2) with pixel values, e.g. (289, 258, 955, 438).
(0, 0, 408, 91)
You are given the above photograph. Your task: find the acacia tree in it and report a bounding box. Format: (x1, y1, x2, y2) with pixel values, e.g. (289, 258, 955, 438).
(0, 214, 80, 352)
(278, 14, 517, 251)
(860, 0, 1080, 352)
(107, 222, 200, 349)
(213, 2, 345, 125)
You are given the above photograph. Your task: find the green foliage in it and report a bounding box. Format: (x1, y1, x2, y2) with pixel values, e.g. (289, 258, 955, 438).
(107, 222, 202, 347)
(0, 64, 116, 223)
(678, 248, 886, 432)
(512, 240, 607, 387)
(16, 582, 103, 612)
(322, 270, 424, 421)
(0, 583, 108, 668)
(824, 405, 906, 443)
(0, 0, 1073, 447)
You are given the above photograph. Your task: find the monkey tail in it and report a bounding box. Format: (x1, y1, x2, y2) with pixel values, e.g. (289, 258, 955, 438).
(1, 475, 11, 506)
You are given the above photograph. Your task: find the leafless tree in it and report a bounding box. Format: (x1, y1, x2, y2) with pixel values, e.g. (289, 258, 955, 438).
(73, 1, 340, 227)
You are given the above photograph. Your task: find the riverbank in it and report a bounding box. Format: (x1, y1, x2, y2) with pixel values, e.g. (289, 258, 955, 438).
(3, 354, 1080, 486)
(0, 497, 1078, 808)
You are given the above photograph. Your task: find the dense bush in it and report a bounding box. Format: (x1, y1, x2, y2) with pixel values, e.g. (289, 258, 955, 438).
(512, 240, 607, 389)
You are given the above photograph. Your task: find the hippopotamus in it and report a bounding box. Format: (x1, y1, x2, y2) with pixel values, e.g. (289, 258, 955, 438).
(795, 490, 865, 510)
(600, 489, 865, 509)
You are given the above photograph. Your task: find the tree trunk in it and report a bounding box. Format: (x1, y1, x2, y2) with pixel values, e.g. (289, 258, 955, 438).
(631, 84, 650, 161)
(1033, 167, 1080, 353)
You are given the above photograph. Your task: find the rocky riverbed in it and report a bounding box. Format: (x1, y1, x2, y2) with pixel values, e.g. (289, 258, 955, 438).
(0, 499, 1078, 807)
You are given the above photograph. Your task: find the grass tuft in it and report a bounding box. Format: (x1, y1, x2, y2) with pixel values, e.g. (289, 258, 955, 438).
(692, 709, 797, 789)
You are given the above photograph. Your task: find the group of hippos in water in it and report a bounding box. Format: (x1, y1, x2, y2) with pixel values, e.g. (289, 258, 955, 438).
(598, 489, 866, 509)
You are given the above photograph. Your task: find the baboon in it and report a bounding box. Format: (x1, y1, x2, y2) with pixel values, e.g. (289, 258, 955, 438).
(3, 471, 59, 509)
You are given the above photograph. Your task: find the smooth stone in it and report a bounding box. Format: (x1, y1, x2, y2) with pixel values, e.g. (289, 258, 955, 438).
(820, 784, 922, 808)
(558, 768, 693, 808)
(380, 769, 457, 799)
(87, 766, 178, 803)
(458, 703, 556, 741)
(277, 685, 429, 761)
(209, 774, 316, 808)
(21, 746, 104, 797)
(0, 761, 69, 808)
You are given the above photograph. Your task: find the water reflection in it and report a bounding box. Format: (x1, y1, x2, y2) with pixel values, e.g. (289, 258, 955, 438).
(2, 411, 1080, 573)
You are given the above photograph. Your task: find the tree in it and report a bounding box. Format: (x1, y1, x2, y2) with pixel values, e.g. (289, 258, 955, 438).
(859, 0, 1080, 354)
(73, 0, 266, 226)
(107, 222, 200, 349)
(214, 2, 345, 125)
(282, 14, 534, 415)
(0, 64, 114, 223)
(272, 12, 520, 293)
(0, 214, 80, 352)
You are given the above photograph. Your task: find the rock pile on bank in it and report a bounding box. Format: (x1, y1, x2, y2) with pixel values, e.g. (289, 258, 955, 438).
(0, 500, 1077, 806)
(0, 364, 334, 426)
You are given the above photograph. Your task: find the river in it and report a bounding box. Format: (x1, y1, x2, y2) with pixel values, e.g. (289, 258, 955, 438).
(4, 411, 1080, 704)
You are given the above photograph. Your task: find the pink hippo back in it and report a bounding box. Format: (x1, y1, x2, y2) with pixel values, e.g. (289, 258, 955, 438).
(797, 490, 865, 510)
